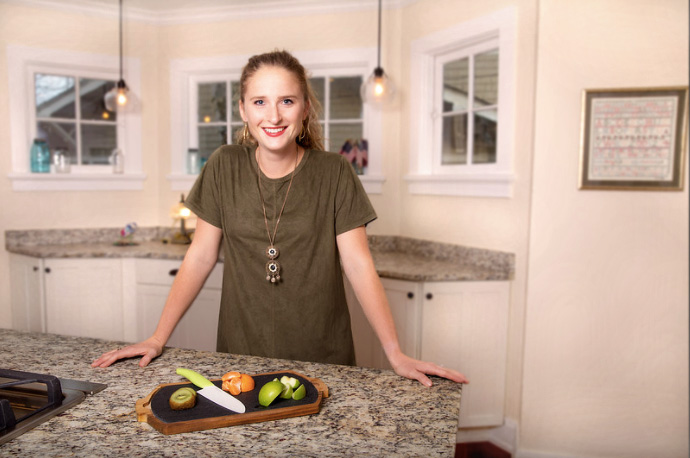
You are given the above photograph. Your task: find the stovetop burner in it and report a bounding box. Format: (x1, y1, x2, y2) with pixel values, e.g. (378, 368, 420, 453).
(0, 369, 107, 445)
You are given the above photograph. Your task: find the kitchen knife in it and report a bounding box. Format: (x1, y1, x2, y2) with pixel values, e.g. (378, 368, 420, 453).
(176, 368, 246, 414)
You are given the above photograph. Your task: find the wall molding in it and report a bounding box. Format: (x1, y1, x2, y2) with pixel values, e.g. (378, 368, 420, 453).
(0, 0, 417, 24)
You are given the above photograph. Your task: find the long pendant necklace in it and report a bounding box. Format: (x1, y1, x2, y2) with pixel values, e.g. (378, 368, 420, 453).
(256, 146, 299, 283)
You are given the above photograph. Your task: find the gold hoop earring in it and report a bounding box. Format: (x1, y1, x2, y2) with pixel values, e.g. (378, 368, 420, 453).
(297, 123, 306, 143)
(242, 122, 249, 143)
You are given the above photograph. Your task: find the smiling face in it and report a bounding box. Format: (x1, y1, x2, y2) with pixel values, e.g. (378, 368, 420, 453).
(239, 65, 309, 157)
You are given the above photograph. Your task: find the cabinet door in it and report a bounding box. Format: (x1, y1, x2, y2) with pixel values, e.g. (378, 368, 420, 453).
(134, 259, 222, 352)
(135, 285, 221, 352)
(420, 281, 509, 428)
(44, 258, 124, 341)
(9, 254, 45, 332)
(345, 276, 421, 369)
(343, 276, 379, 368)
(380, 278, 423, 365)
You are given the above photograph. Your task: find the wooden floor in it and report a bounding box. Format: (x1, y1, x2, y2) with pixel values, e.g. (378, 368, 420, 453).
(455, 441, 511, 458)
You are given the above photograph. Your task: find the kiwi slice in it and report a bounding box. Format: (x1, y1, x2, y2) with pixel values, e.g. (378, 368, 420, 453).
(169, 387, 197, 410)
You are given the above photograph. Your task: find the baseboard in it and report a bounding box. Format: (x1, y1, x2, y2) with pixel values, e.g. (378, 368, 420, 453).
(515, 450, 580, 458)
(457, 418, 518, 454)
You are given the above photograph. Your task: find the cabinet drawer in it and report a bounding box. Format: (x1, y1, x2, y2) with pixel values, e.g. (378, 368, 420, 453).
(135, 259, 223, 289)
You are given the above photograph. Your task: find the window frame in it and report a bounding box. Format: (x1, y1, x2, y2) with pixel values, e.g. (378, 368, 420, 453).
(168, 48, 384, 193)
(7, 45, 144, 191)
(406, 7, 516, 197)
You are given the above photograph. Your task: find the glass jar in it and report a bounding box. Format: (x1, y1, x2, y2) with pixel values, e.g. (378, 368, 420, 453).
(30, 138, 51, 173)
(187, 148, 200, 174)
(111, 148, 124, 174)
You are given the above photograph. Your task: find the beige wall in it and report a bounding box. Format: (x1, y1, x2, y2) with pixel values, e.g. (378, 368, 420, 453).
(0, 1, 687, 456)
(398, 0, 538, 430)
(522, 0, 688, 456)
(0, 4, 163, 327)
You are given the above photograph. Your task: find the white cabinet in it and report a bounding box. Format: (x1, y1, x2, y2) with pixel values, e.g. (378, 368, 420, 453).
(9, 254, 223, 352)
(133, 259, 223, 352)
(345, 276, 510, 428)
(9, 254, 45, 333)
(346, 277, 421, 370)
(10, 254, 125, 341)
(419, 281, 509, 428)
(44, 258, 125, 341)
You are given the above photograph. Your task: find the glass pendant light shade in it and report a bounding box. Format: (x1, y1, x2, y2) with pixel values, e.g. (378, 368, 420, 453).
(104, 79, 129, 112)
(361, 67, 396, 106)
(360, 0, 395, 107)
(104, 0, 133, 112)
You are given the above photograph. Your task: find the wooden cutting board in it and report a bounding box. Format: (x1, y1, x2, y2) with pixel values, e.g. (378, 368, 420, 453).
(135, 370, 328, 435)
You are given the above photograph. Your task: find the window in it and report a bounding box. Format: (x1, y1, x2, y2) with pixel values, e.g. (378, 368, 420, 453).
(436, 47, 498, 167)
(7, 45, 144, 191)
(190, 75, 365, 169)
(35, 73, 118, 167)
(169, 49, 383, 193)
(311, 75, 364, 155)
(406, 8, 516, 197)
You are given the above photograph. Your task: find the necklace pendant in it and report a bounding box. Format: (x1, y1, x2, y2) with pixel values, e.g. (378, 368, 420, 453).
(266, 245, 279, 260)
(266, 260, 281, 283)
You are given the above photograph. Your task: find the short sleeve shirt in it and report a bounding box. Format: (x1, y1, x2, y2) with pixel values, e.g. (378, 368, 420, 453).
(185, 145, 377, 365)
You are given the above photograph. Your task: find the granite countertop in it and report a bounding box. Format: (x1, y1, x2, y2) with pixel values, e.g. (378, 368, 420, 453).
(0, 329, 461, 457)
(5, 228, 514, 281)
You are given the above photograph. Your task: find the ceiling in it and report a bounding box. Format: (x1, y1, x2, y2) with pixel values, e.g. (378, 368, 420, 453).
(4, 0, 416, 23)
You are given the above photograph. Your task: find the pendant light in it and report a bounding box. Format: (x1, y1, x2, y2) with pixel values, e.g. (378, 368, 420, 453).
(360, 0, 396, 106)
(104, 0, 129, 112)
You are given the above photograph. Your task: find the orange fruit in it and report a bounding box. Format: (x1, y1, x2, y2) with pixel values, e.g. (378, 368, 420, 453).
(220, 371, 254, 395)
(222, 376, 242, 395)
(239, 373, 255, 392)
(221, 371, 241, 382)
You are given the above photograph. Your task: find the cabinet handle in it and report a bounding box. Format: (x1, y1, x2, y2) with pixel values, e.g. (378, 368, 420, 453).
(33, 266, 39, 272)
(169, 268, 179, 277)
(45, 267, 51, 274)
(407, 292, 414, 299)
(425, 293, 433, 300)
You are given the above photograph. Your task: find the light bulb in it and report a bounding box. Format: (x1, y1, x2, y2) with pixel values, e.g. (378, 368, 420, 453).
(180, 207, 191, 218)
(116, 88, 128, 106)
(374, 79, 384, 96)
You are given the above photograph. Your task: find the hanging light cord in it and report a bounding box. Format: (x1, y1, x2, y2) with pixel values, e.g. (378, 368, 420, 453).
(119, 0, 123, 81)
(376, 0, 382, 69)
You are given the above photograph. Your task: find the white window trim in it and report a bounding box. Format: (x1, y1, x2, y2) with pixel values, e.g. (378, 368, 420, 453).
(7, 45, 144, 191)
(168, 48, 384, 194)
(405, 7, 516, 198)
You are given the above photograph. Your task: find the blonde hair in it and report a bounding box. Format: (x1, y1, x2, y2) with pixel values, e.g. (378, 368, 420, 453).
(235, 50, 324, 150)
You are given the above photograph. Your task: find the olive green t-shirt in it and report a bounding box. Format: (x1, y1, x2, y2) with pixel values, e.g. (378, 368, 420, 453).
(185, 144, 377, 365)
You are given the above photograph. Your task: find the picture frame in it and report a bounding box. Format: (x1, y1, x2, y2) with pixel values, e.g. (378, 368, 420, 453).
(579, 86, 688, 190)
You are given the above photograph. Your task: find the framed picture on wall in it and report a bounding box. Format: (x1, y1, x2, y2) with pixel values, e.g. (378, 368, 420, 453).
(579, 86, 688, 191)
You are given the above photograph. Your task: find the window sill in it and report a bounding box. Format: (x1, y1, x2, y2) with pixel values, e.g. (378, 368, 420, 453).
(168, 173, 386, 194)
(9, 172, 147, 191)
(404, 172, 514, 198)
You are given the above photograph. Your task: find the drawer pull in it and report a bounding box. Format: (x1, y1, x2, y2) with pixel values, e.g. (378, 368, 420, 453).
(407, 292, 414, 299)
(45, 267, 51, 274)
(33, 266, 39, 272)
(169, 268, 179, 277)
(425, 293, 433, 300)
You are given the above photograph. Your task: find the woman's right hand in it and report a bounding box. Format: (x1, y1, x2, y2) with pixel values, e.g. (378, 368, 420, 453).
(91, 336, 164, 368)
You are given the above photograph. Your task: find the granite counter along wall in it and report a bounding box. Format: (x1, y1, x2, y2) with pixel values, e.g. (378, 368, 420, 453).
(6, 228, 515, 281)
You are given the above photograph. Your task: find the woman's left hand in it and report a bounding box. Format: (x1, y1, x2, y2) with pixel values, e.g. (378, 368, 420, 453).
(389, 351, 469, 387)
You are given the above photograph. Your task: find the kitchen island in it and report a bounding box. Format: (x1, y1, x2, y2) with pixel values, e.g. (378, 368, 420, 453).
(0, 328, 462, 456)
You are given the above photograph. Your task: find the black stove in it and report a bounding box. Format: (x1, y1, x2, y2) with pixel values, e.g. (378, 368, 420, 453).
(0, 369, 107, 445)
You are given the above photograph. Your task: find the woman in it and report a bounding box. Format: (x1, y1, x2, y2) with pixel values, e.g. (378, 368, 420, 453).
(93, 50, 467, 387)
